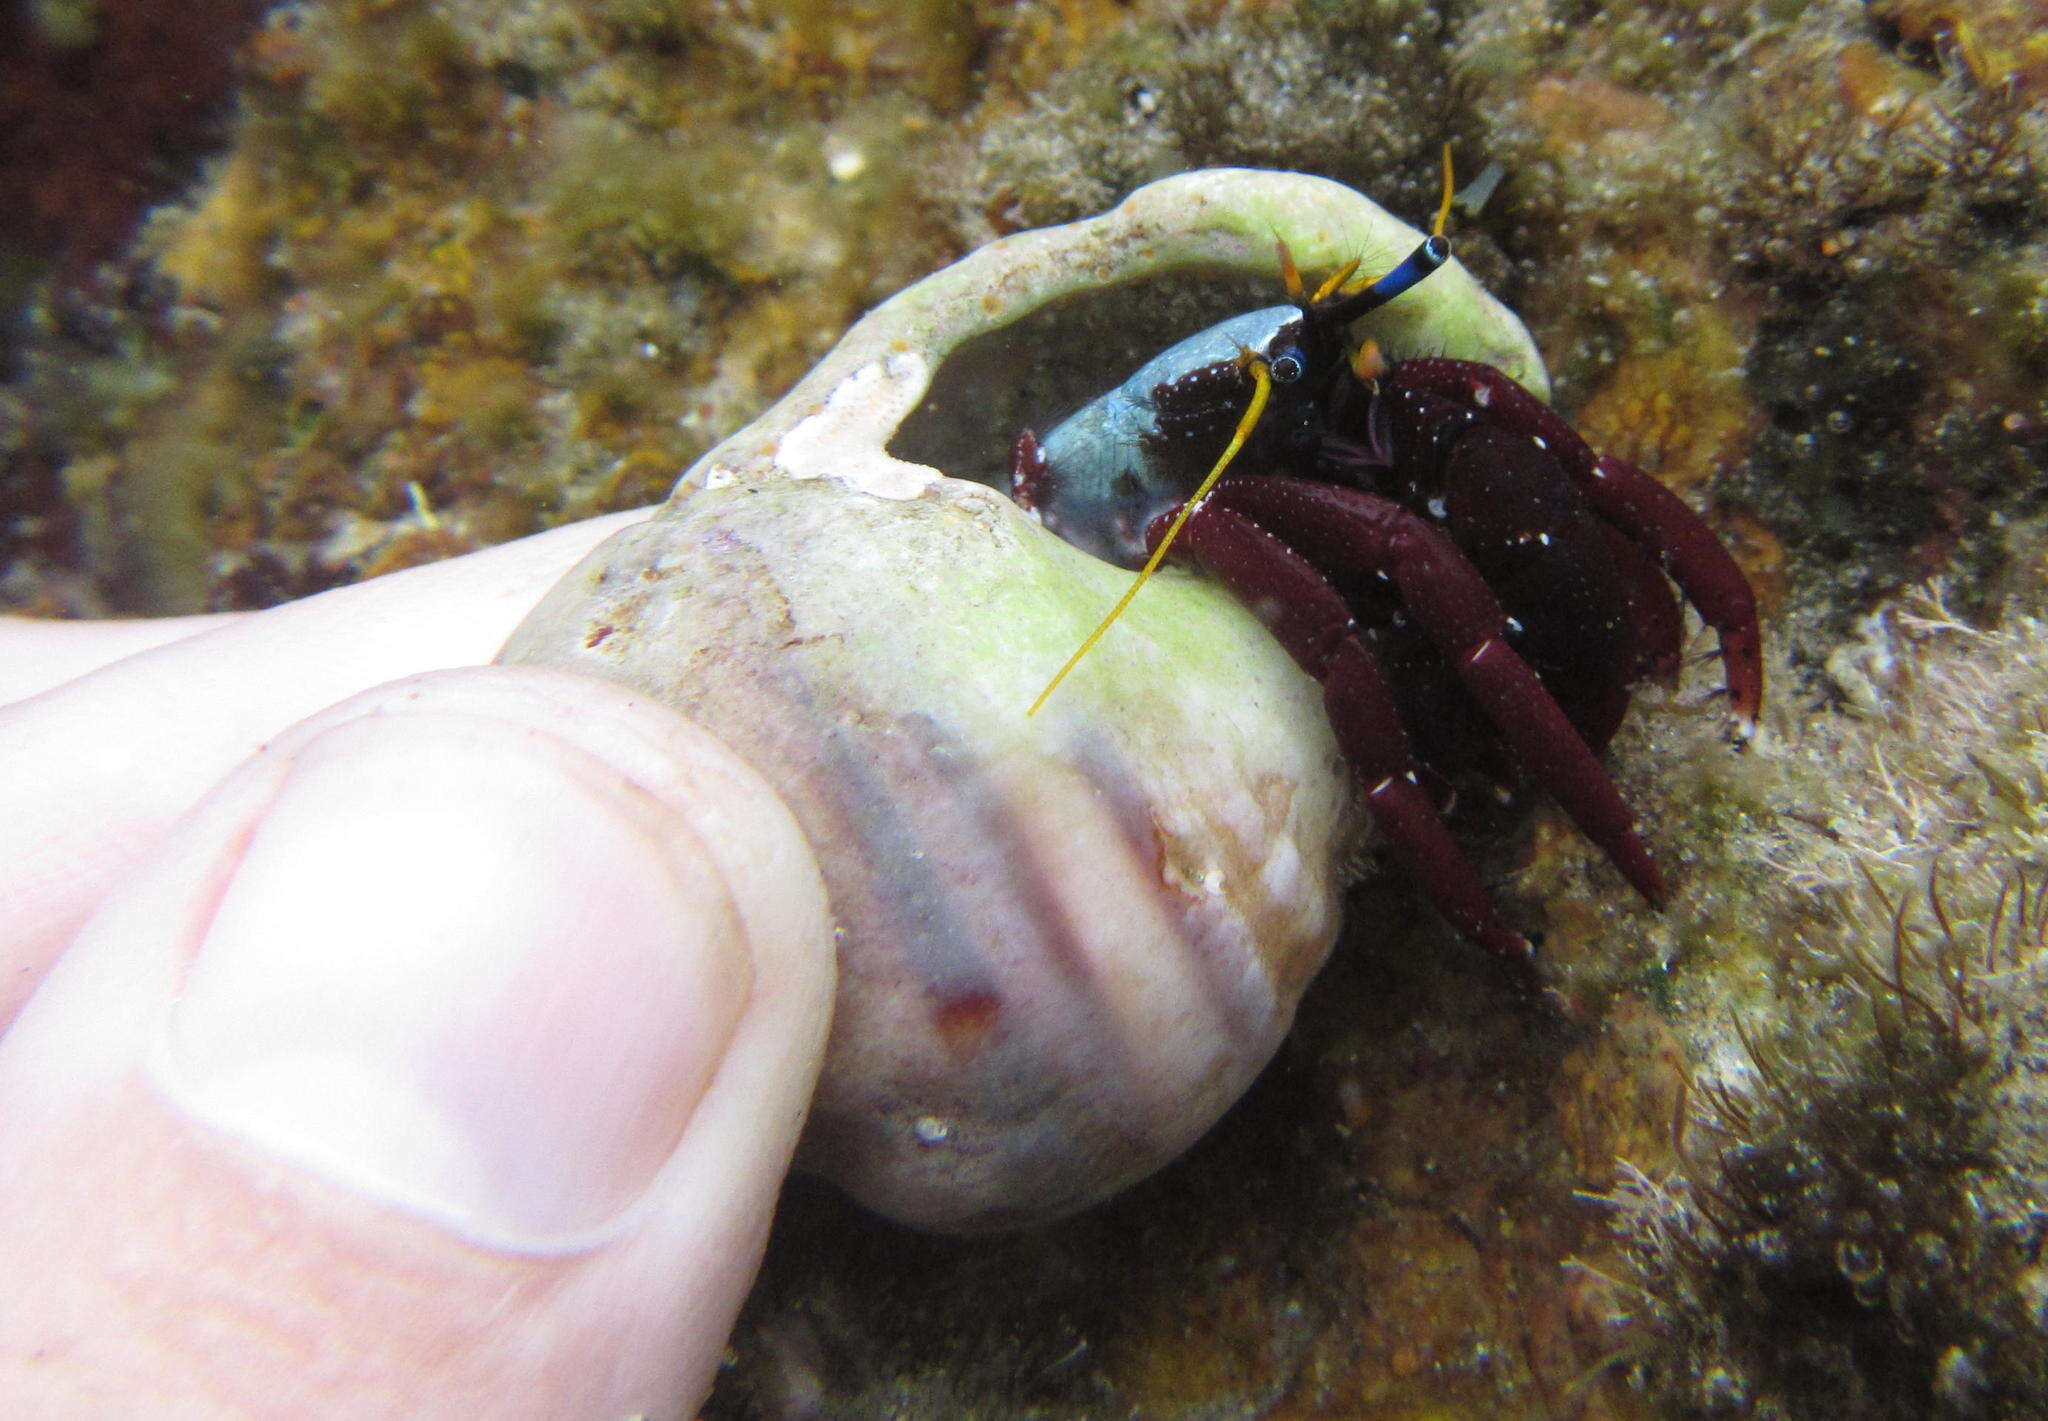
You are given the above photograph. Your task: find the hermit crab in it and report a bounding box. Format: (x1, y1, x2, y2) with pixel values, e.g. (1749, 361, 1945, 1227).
(501, 170, 1758, 1231)
(1011, 199, 1762, 963)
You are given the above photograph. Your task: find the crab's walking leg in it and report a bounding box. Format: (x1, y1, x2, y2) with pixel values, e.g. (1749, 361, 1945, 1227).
(1213, 476, 1669, 909)
(1597, 521, 1687, 687)
(1390, 359, 1763, 724)
(1583, 453, 1762, 723)
(1154, 502, 1532, 963)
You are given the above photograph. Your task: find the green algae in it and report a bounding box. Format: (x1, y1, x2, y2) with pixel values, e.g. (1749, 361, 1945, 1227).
(1618, 858, 2048, 1416)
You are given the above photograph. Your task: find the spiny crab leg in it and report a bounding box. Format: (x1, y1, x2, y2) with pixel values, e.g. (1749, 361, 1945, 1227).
(1157, 503, 1532, 963)
(1209, 475, 1670, 909)
(1388, 360, 1763, 724)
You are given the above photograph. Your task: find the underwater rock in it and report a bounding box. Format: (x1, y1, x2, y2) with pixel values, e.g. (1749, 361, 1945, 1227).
(502, 168, 1543, 1231)
(1603, 593, 2048, 1416)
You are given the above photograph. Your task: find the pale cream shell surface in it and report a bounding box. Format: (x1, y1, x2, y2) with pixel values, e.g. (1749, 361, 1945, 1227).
(501, 169, 1544, 1231)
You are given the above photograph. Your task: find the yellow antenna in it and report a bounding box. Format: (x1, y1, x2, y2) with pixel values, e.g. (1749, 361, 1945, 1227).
(1027, 355, 1276, 716)
(1432, 142, 1455, 238)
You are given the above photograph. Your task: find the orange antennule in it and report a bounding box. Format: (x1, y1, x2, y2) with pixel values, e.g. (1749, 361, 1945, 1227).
(1276, 238, 1305, 303)
(1311, 256, 1363, 306)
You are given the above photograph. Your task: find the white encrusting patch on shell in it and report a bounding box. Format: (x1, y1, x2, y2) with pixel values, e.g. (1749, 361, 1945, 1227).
(769, 351, 942, 500)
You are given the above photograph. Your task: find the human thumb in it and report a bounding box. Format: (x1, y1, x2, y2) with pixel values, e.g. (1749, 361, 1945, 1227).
(0, 666, 834, 1417)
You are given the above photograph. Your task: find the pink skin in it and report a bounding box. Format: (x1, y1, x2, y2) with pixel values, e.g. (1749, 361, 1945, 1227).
(0, 511, 836, 1417)
(1, 510, 645, 1015)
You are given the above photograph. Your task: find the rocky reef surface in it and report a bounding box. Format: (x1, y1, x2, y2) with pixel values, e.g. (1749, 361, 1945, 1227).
(5, 1, 2048, 1415)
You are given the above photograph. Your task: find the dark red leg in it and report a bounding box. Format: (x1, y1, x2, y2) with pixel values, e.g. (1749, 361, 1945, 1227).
(1584, 454, 1762, 723)
(1154, 503, 1532, 963)
(1388, 359, 1763, 724)
(1211, 476, 1669, 909)
(1598, 521, 1686, 685)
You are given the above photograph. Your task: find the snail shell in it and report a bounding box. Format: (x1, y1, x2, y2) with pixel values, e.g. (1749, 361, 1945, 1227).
(501, 169, 1543, 1231)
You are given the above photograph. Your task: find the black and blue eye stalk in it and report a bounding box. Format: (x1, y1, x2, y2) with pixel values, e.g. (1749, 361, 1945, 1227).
(1319, 233, 1451, 326)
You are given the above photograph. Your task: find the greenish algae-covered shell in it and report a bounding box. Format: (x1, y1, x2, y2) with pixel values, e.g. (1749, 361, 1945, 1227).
(501, 169, 1543, 1231)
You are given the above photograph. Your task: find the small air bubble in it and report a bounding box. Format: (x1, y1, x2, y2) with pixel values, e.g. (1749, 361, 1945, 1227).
(824, 144, 867, 183)
(1750, 1229, 1791, 1267)
(1910, 1231, 1955, 1278)
(1427, 495, 1448, 518)
(1701, 1368, 1747, 1409)
(912, 1116, 952, 1147)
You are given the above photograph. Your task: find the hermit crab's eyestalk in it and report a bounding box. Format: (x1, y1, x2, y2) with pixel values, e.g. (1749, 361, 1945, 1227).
(1314, 145, 1456, 327)
(1314, 233, 1450, 327)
